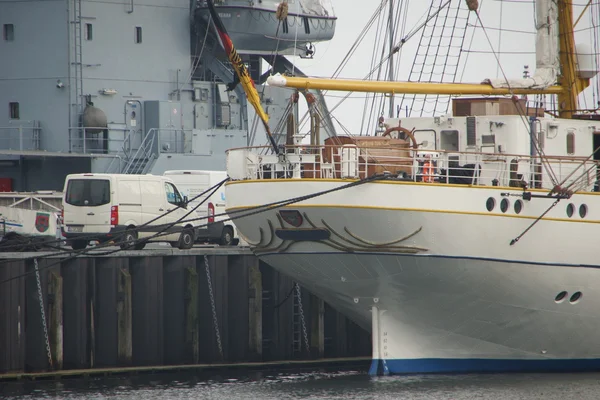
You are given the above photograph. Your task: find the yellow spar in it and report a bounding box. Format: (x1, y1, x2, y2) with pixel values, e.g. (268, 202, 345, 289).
(266, 74, 565, 96)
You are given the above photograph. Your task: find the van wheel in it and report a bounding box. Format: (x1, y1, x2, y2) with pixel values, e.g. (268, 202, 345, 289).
(178, 228, 194, 250)
(71, 240, 88, 251)
(219, 226, 234, 246)
(120, 230, 138, 250)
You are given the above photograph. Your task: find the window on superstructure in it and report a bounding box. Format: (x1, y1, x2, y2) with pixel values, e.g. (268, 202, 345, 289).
(566, 131, 575, 155)
(85, 23, 93, 41)
(135, 26, 142, 44)
(9, 102, 19, 120)
(3, 24, 14, 41)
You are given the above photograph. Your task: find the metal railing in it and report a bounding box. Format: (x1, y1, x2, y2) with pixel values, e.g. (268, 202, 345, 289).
(0, 191, 63, 211)
(66, 127, 192, 173)
(227, 145, 600, 193)
(68, 126, 141, 155)
(0, 121, 42, 151)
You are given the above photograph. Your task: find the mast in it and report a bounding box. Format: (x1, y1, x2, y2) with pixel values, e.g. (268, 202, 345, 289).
(557, 0, 590, 118)
(387, 0, 395, 118)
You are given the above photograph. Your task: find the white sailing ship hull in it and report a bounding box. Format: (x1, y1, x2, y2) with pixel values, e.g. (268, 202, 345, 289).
(226, 179, 600, 374)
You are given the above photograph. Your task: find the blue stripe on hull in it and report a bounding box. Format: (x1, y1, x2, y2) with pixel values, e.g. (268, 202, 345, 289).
(369, 358, 600, 375)
(262, 251, 600, 269)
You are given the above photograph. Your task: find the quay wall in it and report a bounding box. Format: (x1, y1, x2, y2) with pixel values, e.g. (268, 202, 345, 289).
(0, 248, 371, 374)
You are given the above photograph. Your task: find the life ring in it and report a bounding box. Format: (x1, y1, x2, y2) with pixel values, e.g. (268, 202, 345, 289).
(381, 126, 419, 149)
(422, 160, 435, 183)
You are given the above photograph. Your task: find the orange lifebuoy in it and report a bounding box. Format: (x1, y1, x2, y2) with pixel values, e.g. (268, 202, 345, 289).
(422, 160, 435, 183)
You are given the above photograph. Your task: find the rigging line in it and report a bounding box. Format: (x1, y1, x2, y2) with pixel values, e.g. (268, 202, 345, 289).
(401, 0, 454, 115)
(461, 49, 536, 54)
(0, 176, 229, 256)
(0, 179, 229, 272)
(556, 147, 600, 191)
(453, 4, 474, 84)
(268, 1, 286, 77)
(459, 0, 485, 83)
(394, 0, 411, 80)
(509, 197, 562, 246)
(2, 176, 229, 257)
(178, 14, 211, 95)
(497, 0, 503, 78)
(417, 0, 454, 117)
(301, 0, 452, 133)
(430, 0, 464, 116)
(297, 0, 390, 134)
(466, 23, 536, 34)
(291, 0, 300, 76)
(592, 3, 600, 106)
(474, 10, 560, 187)
(371, 5, 393, 133)
(0, 174, 387, 285)
(407, 1, 447, 116)
(330, 0, 389, 80)
(360, 0, 387, 136)
(574, 0, 593, 27)
(564, 163, 597, 192)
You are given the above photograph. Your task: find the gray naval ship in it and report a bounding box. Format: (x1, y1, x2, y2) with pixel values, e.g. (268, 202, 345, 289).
(0, 0, 337, 191)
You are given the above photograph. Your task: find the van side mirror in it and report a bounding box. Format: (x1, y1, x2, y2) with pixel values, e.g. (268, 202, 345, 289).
(180, 196, 188, 208)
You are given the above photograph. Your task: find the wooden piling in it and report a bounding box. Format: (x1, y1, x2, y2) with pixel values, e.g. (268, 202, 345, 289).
(310, 296, 325, 359)
(117, 265, 132, 366)
(0, 249, 371, 377)
(48, 269, 63, 370)
(248, 259, 262, 360)
(185, 265, 199, 364)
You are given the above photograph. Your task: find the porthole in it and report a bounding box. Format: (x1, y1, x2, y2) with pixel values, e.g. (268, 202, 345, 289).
(554, 291, 568, 303)
(514, 199, 523, 214)
(579, 204, 588, 218)
(486, 197, 495, 212)
(500, 198, 509, 213)
(566, 203, 575, 218)
(570, 291, 582, 304)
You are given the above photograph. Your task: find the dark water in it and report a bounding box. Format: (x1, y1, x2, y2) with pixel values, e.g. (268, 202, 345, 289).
(2, 368, 600, 399)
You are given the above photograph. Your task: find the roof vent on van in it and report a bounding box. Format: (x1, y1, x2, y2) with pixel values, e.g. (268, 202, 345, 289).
(183, 172, 192, 174)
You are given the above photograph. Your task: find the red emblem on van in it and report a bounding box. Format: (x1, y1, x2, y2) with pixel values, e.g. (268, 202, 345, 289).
(35, 212, 50, 233)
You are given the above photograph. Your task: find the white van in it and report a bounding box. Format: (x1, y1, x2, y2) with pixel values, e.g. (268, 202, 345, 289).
(61, 173, 196, 250)
(163, 170, 239, 246)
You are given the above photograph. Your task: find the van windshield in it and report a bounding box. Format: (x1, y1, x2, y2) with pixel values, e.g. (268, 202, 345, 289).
(65, 179, 110, 207)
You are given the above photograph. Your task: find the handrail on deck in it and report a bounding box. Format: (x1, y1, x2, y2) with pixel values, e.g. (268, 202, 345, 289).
(226, 144, 600, 193)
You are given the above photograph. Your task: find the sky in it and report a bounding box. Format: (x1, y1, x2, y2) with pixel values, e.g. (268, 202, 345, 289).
(268, 0, 600, 139)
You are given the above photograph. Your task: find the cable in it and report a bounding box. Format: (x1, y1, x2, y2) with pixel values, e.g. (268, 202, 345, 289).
(0, 178, 230, 281)
(0, 177, 229, 256)
(509, 197, 561, 246)
(473, 10, 561, 188)
(0, 173, 386, 286)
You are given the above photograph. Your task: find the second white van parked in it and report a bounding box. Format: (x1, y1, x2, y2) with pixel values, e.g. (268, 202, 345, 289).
(163, 170, 239, 246)
(61, 173, 196, 250)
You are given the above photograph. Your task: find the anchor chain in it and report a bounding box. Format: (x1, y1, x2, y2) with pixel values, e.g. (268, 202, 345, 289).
(34, 258, 53, 368)
(295, 283, 310, 354)
(203, 255, 223, 359)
